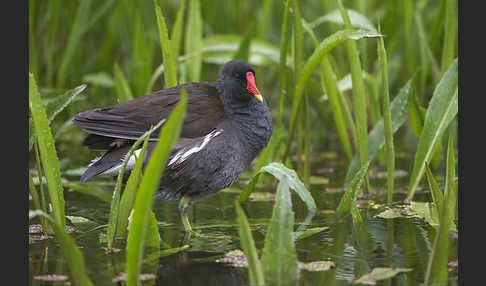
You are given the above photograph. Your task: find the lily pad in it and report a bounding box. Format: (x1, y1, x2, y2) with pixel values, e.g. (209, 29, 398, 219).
(299, 260, 335, 271)
(374, 207, 418, 219)
(353, 267, 412, 285)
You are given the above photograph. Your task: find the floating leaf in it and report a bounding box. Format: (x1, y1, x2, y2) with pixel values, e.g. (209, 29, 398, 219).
(353, 268, 412, 285)
(299, 260, 335, 272)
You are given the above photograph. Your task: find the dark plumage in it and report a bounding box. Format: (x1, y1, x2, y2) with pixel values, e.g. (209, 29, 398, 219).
(72, 60, 273, 232)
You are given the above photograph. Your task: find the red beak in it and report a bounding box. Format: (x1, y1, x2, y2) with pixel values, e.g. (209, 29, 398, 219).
(246, 72, 263, 102)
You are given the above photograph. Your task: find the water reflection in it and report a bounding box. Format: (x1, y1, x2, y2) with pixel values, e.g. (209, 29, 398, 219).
(154, 251, 246, 286)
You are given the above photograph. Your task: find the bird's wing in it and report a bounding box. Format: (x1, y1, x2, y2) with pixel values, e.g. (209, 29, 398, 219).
(72, 82, 225, 148)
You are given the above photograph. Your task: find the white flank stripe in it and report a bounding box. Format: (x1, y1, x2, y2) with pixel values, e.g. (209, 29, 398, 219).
(168, 129, 223, 166)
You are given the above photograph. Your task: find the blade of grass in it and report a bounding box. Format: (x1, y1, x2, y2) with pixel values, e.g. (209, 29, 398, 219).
(115, 133, 151, 238)
(131, 13, 155, 97)
(114, 62, 134, 102)
(444, 131, 457, 223)
(185, 0, 203, 82)
(44, 0, 61, 87)
(29, 210, 93, 286)
(239, 162, 316, 212)
(283, 28, 381, 161)
(336, 160, 371, 218)
(407, 59, 458, 200)
(440, 0, 456, 76)
(154, 0, 178, 88)
(310, 9, 377, 33)
(302, 20, 353, 161)
(125, 89, 187, 286)
(424, 132, 457, 285)
(261, 179, 298, 285)
(29, 73, 65, 228)
(377, 25, 395, 203)
(344, 80, 411, 185)
(424, 162, 444, 216)
(56, 0, 93, 88)
(107, 119, 166, 249)
(232, 31, 252, 62)
(29, 171, 49, 234)
(234, 201, 265, 285)
(277, 0, 291, 126)
(29, 84, 87, 151)
(336, 0, 369, 176)
(170, 0, 186, 82)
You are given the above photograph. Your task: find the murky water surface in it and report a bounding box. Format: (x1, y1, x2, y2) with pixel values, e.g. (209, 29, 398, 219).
(29, 152, 458, 285)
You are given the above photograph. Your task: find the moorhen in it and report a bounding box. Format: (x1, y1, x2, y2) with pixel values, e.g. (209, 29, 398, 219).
(73, 60, 273, 233)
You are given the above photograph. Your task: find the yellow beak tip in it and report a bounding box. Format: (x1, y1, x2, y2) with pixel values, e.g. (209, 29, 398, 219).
(254, 94, 263, 102)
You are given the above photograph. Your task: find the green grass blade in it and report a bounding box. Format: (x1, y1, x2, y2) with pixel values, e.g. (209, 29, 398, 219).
(284, 29, 381, 160)
(170, 0, 186, 78)
(107, 119, 165, 249)
(234, 201, 265, 285)
(258, 0, 274, 39)
(424, 132, 457, 285)
(407, 59, 458, 200)
(302, 20, 353, 161)
(377, 25, 395, 203)
(440, 0, 456, 76)
(125, 89, 187, 286)
(29, 73, 65, 228)
(444, 131, 457, 223)
(232, 31, 252, 62)
(29, 171, 50, 234)
(29, 211, 93, 286)
(239, 162, 316, 212)
(424, 162, 444, 216)
(57, 0, 93, 88)
(277, 0, 291, 126)
(114, 62, 134, 102)
(336, 0, 369, 171)
(115, 134, 151, 238)
(145, 210, 161, 248)
(29, 84, 87, 151)
(344, 80, 412, 185)
(261, 179, 298, 286)
(310, 8, 377, 32)
(336, 160, 371, 218)
(154, 0, 178, 88)
(131, 13, 155, 97)
(185, 0, 203, 82)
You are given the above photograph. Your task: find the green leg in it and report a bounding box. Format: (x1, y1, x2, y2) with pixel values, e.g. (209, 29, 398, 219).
(178, 195, 193, 233)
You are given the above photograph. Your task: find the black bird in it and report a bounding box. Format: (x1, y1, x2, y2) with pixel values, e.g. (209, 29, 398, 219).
(72, 60, 273, 233)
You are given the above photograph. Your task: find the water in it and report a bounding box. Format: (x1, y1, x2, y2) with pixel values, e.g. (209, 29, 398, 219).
(28, 153, 458, 285)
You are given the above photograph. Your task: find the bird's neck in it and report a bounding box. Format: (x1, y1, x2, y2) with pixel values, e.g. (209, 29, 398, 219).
(227, 101, 273, 156)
